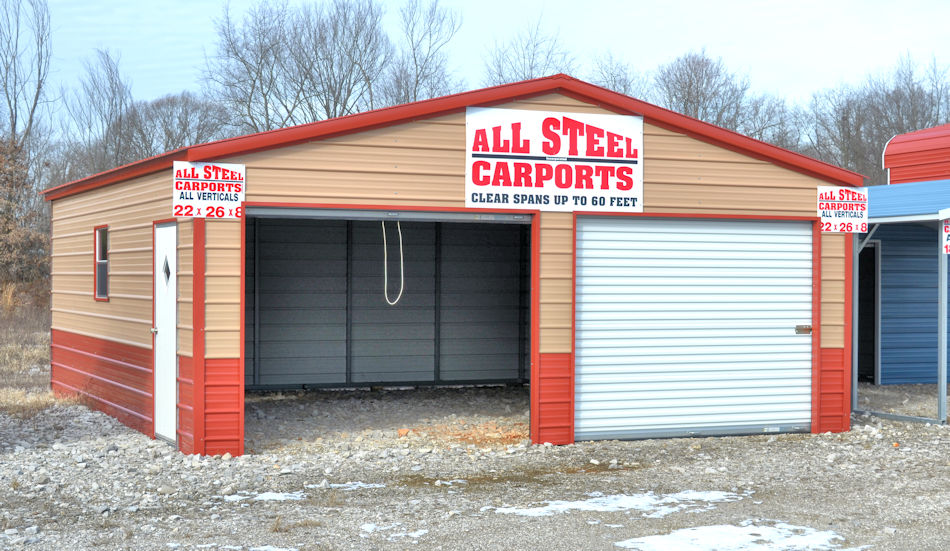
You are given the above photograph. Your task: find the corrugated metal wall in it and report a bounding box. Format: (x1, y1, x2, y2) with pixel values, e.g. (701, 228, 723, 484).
(874, 223, 950, 384)
(244, 219, 528, 388)
(574, 217, 814, 439)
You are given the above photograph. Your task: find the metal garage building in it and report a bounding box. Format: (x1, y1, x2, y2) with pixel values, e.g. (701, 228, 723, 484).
(41, 75, 862, 456)
(852, 124, 950, 423)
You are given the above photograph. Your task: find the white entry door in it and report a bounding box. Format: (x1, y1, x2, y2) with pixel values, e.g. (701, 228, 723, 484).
(574, 217, 814, 440)
(154, 223, 178, 442)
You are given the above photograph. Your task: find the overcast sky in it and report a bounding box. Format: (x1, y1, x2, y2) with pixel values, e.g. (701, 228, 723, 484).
(46, 0, 950, 106)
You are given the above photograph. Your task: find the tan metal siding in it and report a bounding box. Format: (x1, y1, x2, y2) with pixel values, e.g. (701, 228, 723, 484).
(240, 114, 466, 208)
(540, 212, 573, 353)
(178, 218, 194, 357)
(820, 232, 846, 348)
(50, 173, 170, 348)
(504, 93, 621, 114)
(205, 220, 241, 359)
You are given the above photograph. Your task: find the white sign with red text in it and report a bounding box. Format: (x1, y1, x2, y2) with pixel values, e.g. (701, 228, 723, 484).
(817, 186, 868, 233)
(943, 220, 950, 255)
(173, 161, 246, 219)
(465, 108, 644, 212)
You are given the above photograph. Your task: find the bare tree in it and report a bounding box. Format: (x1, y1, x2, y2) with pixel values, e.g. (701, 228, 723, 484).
(381, 0, 462, 106)
(653, 49, 749, 129)
(61, 49, 134, 178)
(0, 140, 46, 284)
(588, 53, 649, 98)
(206, 0, 395, 127)
(292, 0, 393, 119)
(799, 56, 950, 185)
(124, 92, 231, 160)
(204, 2, 300, 133)
(0, 0, 49, 152)
(483, 18, 575, 86)
(0, 0, 50, 288)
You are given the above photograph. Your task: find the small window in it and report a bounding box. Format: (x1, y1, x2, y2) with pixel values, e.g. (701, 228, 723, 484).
(94, 226, 108, 300)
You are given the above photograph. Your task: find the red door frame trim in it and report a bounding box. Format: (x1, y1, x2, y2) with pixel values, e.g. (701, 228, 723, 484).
(842, 233, 854, 421)
(193, 218, 207, 454)
(569, 213, 824, 440)
(239, 203, 542, 447)
(529, 211, 541, 441)
(151, 218, 178, 441)
(811, 221, 823, 430)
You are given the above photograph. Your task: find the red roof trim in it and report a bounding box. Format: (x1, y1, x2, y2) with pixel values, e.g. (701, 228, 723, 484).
(42, 74, 864, 200)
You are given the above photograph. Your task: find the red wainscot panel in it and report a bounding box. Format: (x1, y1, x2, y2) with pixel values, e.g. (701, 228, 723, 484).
(50, 329, 153, 435)
(534, 353, 573, 445)
(816, 348, 851, 433)
(177, 354, 196, 454)
(203, 358, 244, 456)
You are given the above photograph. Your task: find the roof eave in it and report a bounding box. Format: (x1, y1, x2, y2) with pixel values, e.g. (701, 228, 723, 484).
(41, 74, 865, 200)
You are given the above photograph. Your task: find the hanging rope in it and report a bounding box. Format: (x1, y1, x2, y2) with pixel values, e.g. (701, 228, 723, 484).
(381, 220, 404, 306)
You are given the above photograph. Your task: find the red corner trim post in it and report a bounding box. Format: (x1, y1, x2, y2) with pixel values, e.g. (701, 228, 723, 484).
(570, 213, 578, 444)
(193, 218, 207, 455)
(530, 212, 541, 443)
(41, 75, 864, 204)
(810, 222, 823, 431)
(843, 232, 854, 420)
(93, 224, 109, 302)
(238, 211, 247, 456)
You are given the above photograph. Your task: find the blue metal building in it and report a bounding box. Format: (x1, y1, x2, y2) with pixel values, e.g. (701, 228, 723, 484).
(859, 181, 950, 387)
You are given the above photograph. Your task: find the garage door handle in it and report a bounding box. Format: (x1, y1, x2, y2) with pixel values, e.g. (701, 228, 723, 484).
(795, 325, 812, 334)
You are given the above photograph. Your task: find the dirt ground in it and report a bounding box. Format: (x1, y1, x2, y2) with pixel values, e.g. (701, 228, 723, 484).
(857, 382, 950, 421)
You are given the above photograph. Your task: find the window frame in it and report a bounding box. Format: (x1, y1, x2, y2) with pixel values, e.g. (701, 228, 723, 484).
(94, 225, 109, 301)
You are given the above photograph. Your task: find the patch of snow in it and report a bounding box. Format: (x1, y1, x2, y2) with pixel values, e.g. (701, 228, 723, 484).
(250, 546, 300, 551)
(217, 490, 307, 502)
(361, 522, 401, 535)
(493, 490, 746, 518)
(614, 520, 860, 550)
(388, 529, 429, 541)
(331, 482, 385, 491)
(253, 491, 306, 501)
(434, 479, 467, 486)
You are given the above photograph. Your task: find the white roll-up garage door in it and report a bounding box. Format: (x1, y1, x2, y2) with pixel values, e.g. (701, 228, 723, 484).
(574, 217, 813, 440)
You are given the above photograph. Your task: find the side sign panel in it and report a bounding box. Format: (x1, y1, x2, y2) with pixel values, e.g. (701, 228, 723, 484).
(817, 186, 867, 232)
(173, 161, 246, 219)
(465, 108, 644, 212)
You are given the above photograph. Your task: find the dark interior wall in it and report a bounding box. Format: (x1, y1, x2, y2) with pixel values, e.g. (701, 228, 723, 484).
(351, 222, 437, 383)
(244, 218, 529, 389)
(857, 244, 876, 382)
(246, 219, 348, 386)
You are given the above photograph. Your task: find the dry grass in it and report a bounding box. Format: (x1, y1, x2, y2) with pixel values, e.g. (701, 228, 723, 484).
(414, 420, 529, 447)
(0, 291, 55, 417)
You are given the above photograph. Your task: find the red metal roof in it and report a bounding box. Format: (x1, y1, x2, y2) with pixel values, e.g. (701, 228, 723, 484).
(883, 123, 950, 184)
(42, 74, 864, 200)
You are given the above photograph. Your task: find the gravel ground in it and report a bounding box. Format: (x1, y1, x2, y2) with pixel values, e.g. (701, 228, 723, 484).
(3, 386, 950, 550)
